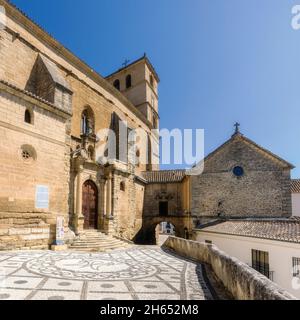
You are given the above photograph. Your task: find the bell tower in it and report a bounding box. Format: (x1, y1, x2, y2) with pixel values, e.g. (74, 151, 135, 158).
(106, 54, 160, 130)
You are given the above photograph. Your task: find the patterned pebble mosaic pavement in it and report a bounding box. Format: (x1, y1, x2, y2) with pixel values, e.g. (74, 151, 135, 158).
(0, 247, 218, 300)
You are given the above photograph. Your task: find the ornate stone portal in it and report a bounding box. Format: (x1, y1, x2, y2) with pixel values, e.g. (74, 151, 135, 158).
(71, 143, 114, 236)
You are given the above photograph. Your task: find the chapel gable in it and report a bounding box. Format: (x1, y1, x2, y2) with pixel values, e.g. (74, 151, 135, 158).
(202, 133, 293, 174)
(25, 54, 73, 114)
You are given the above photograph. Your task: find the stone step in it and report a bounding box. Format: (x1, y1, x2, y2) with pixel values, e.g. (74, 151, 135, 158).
(77, 235, 111, 239)
(69, 230, 131, 252)
(69, 246, 129, 252)
(69, 247, 126, 252)
(74, 237, 118, 241)
(77, 237, 112, 241)
(70, 244, 129, 249)
(72, 241, 127, 246)
(72, 241, 124, 247)
(72, 238, 124, 243)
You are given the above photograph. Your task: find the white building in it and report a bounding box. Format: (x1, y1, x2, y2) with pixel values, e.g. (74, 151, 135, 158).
(194, 218, 300, 299)
(159, 222, 176, 235)
(292, 180, 300, 217)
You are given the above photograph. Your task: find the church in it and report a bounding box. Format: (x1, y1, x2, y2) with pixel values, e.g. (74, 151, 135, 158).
(0, 0, 294, 250)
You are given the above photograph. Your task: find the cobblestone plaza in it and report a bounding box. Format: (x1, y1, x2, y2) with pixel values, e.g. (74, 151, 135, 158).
(0, 247, 218, 300)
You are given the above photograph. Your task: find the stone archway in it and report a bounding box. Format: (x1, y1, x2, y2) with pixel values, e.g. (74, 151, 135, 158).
(133, 216, 191, 245)
(82, 180, 98, 229)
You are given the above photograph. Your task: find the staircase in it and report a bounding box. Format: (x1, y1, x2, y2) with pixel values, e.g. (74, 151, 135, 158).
(69, 230, 132, 252)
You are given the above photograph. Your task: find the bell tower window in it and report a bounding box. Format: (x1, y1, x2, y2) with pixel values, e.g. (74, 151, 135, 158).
(113, 79, 120, 91)
(126, 75, 132, 89)
(153, 115, 158, 129)
(150, 74, 154, 87)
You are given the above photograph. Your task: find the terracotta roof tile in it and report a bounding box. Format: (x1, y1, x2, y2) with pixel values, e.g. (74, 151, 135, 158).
(199, 219, 300, 244)
(0, 79, 54, 107)
(0, 79, 72, 116)
(142, 170, 186, 183)
(39, 54, 72, 92)
(291, 179, 300, 193)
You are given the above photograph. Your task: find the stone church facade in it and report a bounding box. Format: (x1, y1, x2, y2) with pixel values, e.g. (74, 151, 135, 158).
(190, 130, 293, 219)
(0, 0, 294, 249)
(0, 0, 159, 249)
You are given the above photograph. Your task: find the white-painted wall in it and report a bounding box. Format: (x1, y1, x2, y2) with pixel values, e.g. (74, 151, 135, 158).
(194, 230, 300, 299)
(159, 222, 175, 235)
(292, 193, 300, 217)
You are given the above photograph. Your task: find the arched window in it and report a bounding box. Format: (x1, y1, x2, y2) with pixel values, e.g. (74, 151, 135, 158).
(136, 149, 140, 167)
(120, 181, 125, 192)
(150, 74, 154, 87)
(147, 134, 152, 171)
(153, 114, 158, 129)
(81, 107, 95, 135)
(113, 79, 120, 91)
(126, 74, 132, 89)
(24, 109, 32, 124)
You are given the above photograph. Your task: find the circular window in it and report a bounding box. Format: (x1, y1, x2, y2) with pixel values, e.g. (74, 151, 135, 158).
(20, 145, 36, 163)
(22, 150, 31, 160)
(233, 166, 244, 177)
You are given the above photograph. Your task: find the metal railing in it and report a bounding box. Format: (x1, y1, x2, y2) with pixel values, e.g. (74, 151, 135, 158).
(248, 264, 274, 281)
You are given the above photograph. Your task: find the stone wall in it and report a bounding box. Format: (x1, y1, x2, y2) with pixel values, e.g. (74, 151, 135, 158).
(191, 135, 292, 218)
(133, 182, 189, 244)
(0, 0, 161, 246)
(143, 183, 184, 216)
(0, 0, 158, 173)
(163, 236, 296, 300)
(111, 171, 145, 240)
(0, 79, 70, 248)
(0, 88, 69, 216)
(0, 3, 157, 174)
(0, 212, 51, 250)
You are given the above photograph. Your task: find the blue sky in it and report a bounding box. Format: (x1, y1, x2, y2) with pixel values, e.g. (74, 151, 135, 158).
(11, 0, 300, 177)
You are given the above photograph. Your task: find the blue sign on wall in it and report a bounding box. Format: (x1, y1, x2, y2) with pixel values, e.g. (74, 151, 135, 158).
(35, 185, 49, 209)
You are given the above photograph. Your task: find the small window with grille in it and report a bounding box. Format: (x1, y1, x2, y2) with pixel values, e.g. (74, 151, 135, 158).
(252, 249, 271, 279)
(292, 257, 300, 277)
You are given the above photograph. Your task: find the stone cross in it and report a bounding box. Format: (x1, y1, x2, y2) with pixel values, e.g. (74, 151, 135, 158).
(122, 59, 130, 68)
(234, 122, 240, 134)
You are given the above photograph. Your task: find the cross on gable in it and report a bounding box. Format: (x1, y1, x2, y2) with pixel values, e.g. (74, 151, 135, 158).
(234, 122, 240, 134)
(122, 59, 130, 68)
